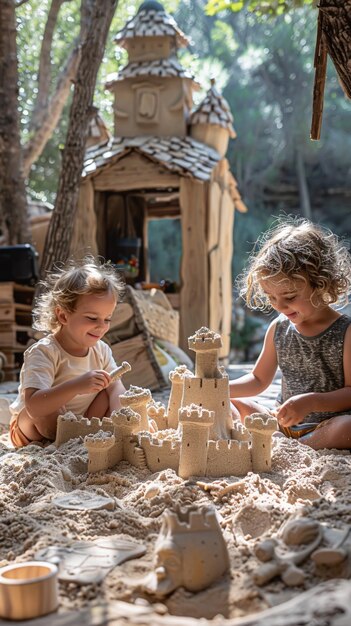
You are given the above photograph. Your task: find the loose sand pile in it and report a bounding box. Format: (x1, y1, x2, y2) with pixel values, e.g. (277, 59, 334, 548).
(0, 424, 351, 624)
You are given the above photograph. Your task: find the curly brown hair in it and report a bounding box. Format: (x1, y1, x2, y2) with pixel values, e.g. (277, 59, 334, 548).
(239, 218, 351, 311)
(33, 256, 125, 332)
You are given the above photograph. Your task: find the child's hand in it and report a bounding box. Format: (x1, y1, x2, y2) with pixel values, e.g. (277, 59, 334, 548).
(76, 370, 111, 395)
(277, 393, 314, 427)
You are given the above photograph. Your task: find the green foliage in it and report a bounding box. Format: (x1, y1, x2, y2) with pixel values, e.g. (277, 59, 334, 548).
(206, 0, 313, 17)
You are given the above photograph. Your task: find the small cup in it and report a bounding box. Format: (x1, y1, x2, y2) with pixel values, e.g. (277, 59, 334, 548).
(0, 561, 59, 621)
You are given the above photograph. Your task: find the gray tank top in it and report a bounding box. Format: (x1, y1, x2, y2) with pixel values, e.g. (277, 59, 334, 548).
(274, 314, 351, 423)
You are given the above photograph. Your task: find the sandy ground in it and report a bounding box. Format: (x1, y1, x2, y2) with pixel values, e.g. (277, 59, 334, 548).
(0, 370, 350, 624)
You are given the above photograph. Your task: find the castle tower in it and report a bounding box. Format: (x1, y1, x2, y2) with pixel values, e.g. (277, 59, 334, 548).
(120, 385, 152, 431)
(112, 406, 141, 439)
(245, 413, 278, 473)
(108, 1, 197, 138)
(167, 364, 193, 430)
(183, 327, 232, 440)
(84, 432, 116, 473)
(178, 404, 214, 479)
(190, 78, 236, 157)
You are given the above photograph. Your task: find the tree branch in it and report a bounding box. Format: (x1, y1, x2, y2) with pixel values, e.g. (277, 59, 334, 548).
(23, 40, 81, 177)
(30, 0, 67, 131)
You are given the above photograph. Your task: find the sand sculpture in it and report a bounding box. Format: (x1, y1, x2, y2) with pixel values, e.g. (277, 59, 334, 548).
(142, 505, 229, 597)
(252, 517, 351, 587)
(54, 327, 277, 477)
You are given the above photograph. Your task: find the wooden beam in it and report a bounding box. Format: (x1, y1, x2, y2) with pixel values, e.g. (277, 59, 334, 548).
(179, 178, 208, 353)
(311, 9, 328, 141)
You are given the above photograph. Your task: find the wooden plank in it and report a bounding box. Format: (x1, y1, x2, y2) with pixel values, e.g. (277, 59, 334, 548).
(218, 189, 234, 358)
(179, 178, 208, 352)
(0, 304, 15, 323)
(207, 180, 221, 252)
(209, 247, 222, 336)
(0, 283, 15, 304)
(94, 153, 179, 192)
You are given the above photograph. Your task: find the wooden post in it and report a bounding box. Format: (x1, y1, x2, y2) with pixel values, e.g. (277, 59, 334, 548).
(179, 178, 208, 353)
(310, 9, 328, 141)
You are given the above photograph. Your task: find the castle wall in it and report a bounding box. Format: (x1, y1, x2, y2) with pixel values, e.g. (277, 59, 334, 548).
(206, 440, 251, 477)
(55, 414, 113, 447)
(138, 435, 180, 473)
(182, 377, 232, 440)
(124, 439, 148, 470)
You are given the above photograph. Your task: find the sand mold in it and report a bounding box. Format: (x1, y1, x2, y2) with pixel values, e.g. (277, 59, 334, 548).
(0, 434, 351, 622)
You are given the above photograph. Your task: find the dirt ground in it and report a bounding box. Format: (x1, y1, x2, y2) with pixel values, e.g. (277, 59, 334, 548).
(0, 374, 350, 625)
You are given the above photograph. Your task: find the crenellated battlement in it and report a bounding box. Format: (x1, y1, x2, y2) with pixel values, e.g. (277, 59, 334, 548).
(120, 385, 152, 405)
(188, 327, 222, 352)
(231, 421, 250, 442)
(163, 505, 222, 534)
(245, 413, 278, 434)
(54, 412, 113, 447)
(84, 431, 116, 450)
(169, 364, 193, 383)
(206, 438, 251, 477)
(178, 404, 214, 426)
(112, 407, 141, 431)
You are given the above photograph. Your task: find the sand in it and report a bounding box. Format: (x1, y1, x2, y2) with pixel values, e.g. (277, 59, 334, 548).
(0, 410, 351, 625)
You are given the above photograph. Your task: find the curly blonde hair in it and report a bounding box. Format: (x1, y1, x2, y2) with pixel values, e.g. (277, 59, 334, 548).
(33, 256, 125, 332)
(239, 217, 351, 311)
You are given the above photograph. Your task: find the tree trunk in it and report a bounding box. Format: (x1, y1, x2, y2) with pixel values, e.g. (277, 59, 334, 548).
(40, 0, 118, 277)
(0, 0, 30, 244)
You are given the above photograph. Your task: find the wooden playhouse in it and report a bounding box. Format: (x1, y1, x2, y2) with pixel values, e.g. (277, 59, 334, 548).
(71, 1, 247, 359)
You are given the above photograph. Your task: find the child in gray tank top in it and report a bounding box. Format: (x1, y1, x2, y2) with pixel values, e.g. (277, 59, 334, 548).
(230, 217, 351, 450)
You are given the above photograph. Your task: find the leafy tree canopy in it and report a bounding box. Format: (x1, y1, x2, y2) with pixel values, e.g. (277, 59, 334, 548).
(206, 0, 314, 17)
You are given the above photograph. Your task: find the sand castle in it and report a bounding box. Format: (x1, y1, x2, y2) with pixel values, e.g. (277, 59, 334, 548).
(55, 327, 277, 477)
(142, 505, 229, 597)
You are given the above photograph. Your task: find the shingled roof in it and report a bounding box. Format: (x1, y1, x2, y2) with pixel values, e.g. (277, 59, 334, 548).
(114, 1, 189, 49)
(190, 80, 236, 138)
(106, 58, 197, 87)
(83, 136, 220, 182)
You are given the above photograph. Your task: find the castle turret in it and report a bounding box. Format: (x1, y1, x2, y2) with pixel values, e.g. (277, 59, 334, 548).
(178, 404, 214, 478)
(112, 406, 141, 439)
(245, 413, 278, 473)
(84, 431, 116, 473)
(190, 78, 236, 157)
(120, 385, 152, 431)
(183, 327, 232, 440)
(188, 326, 222, 379)
(167, 364, 193, 429)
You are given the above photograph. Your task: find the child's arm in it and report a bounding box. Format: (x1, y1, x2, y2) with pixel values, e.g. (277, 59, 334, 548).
(107, 378, 126, 412)
(229, 320, 278, 398)
(25, 370, 111, 419)
(277, 325, 351, 427)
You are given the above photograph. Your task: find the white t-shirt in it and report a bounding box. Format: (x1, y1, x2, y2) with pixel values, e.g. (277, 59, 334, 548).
(10, 334, 117, 418)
